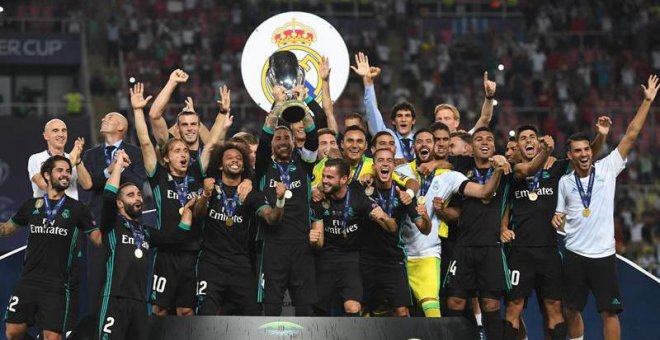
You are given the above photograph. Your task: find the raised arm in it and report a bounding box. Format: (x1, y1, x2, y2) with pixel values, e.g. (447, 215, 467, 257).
(514, 135, 554, 179)
(199, 86, 232, 173)
(463, 158, 506, 199)
(194, 178, 214, 218)
(69, 137, 93, 190)
(149, 69, 189, 146)
(472, 71, 496, 130)
(257, 182, 286, 225)
(617, 75, 659, 159)
(590, 116, 611, 157)
(130, 82, 157, 174)
(351, 52, 386, 136)
(101, 150, 130, 233)
(301, 113, 319, 163)
(320, 56, 338, 132)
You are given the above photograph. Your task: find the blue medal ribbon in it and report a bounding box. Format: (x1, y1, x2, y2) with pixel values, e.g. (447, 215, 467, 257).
(43, 195, 66, 222)
(120, 215, 144, 253)
(276, 162, 291, 188)
(574, 167, 595, 210)
(416, 161, 435, 196)
(172, 175, 190, 207)
(350, 159, 364, 183)
(473, 167, 494, 185)
(376, 185, 396, 216)
(340, 187, 352, 235)
(218, 182, 239, 217)
(397, 135, 414, 162)
(527, 170, 543, 195)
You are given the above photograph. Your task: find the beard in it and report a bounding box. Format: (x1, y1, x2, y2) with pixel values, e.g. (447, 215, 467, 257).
(323, 183, 341, 196)
(52, 179, 70, 192)
(124, 203, 143, 219)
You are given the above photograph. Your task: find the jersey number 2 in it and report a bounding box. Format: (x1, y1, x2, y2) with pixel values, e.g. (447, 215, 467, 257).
(103, 317, 115, 334)
(7, 296, 19, 312)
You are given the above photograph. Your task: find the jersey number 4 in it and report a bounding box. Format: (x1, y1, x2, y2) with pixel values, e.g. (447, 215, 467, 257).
(448, 260, 458, 276)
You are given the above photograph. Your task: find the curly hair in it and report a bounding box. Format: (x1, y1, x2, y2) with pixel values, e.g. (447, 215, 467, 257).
(206, 141, 253, 180)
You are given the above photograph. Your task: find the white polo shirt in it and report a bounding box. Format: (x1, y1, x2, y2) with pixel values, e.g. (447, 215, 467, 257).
(396, 163, 468, 258)
(27, 150, 79, 199)
(556, 149, 626, 258)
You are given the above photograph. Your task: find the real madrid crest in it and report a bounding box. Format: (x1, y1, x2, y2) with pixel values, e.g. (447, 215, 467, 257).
(241, 12, 350, 112)
(34, 198, 44, 209)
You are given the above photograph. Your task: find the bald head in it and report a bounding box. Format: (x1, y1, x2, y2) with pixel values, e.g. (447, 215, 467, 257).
(100, 112, 128, 138)
(43, 119, 68, 150)
(44, 119, 66, 132)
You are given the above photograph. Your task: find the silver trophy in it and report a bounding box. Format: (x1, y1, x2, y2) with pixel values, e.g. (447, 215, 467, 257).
(266, 51, 307, 123)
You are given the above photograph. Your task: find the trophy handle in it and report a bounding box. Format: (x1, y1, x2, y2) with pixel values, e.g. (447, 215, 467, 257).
(296, 65, 306, 88)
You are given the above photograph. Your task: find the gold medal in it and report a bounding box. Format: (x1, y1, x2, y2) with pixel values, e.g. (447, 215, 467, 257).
(341, 229, 347, 238)
(418, 196, 426, 205)
(582, 208, 591, 217)
(226, 218, 234, 227)
(178, 207, 184, 215)
(34, 199, 44, 209)
(528, 192, 538, 201)
(134, 248, 143, 259)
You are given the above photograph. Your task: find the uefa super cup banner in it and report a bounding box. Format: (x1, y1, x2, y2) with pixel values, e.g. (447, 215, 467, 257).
(241, 12, 350, 114)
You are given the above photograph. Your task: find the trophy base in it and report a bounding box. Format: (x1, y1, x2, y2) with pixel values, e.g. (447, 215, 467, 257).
(279, 101, 307, 123)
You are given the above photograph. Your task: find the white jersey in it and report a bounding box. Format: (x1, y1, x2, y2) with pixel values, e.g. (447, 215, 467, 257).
(556, 149, 626, 258)
(396, 163, 468, 258)
(27, 150, 79, 199)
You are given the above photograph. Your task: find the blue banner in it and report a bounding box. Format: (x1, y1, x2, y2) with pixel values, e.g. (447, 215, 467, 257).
(0, 33, 81, 65)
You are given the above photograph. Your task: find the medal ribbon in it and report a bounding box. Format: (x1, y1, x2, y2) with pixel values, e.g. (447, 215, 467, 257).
(43, 195, 66, 222)
(340, 187, 352, 234)
(416, 161, 435, 196)
(527, 170, 542, 195)
(171, 174, 190, 207)
(473, 167, 493, 185)
(350, 159, 364, 183)
(574, 167, 595, 210)
(376, 185, 396, 216)
(218, 182, 239, 217)
(397, 135, 414, 162)
(276, 162, 291, 188)
(120, 215, 144, 253)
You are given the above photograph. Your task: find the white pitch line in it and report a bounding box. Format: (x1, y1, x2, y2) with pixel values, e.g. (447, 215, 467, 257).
(0, 209, 158, 261)
(0, 245, 26, 261)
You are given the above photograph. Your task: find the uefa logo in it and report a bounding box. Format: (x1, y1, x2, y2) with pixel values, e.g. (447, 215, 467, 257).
(241, 12, 350, 112)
